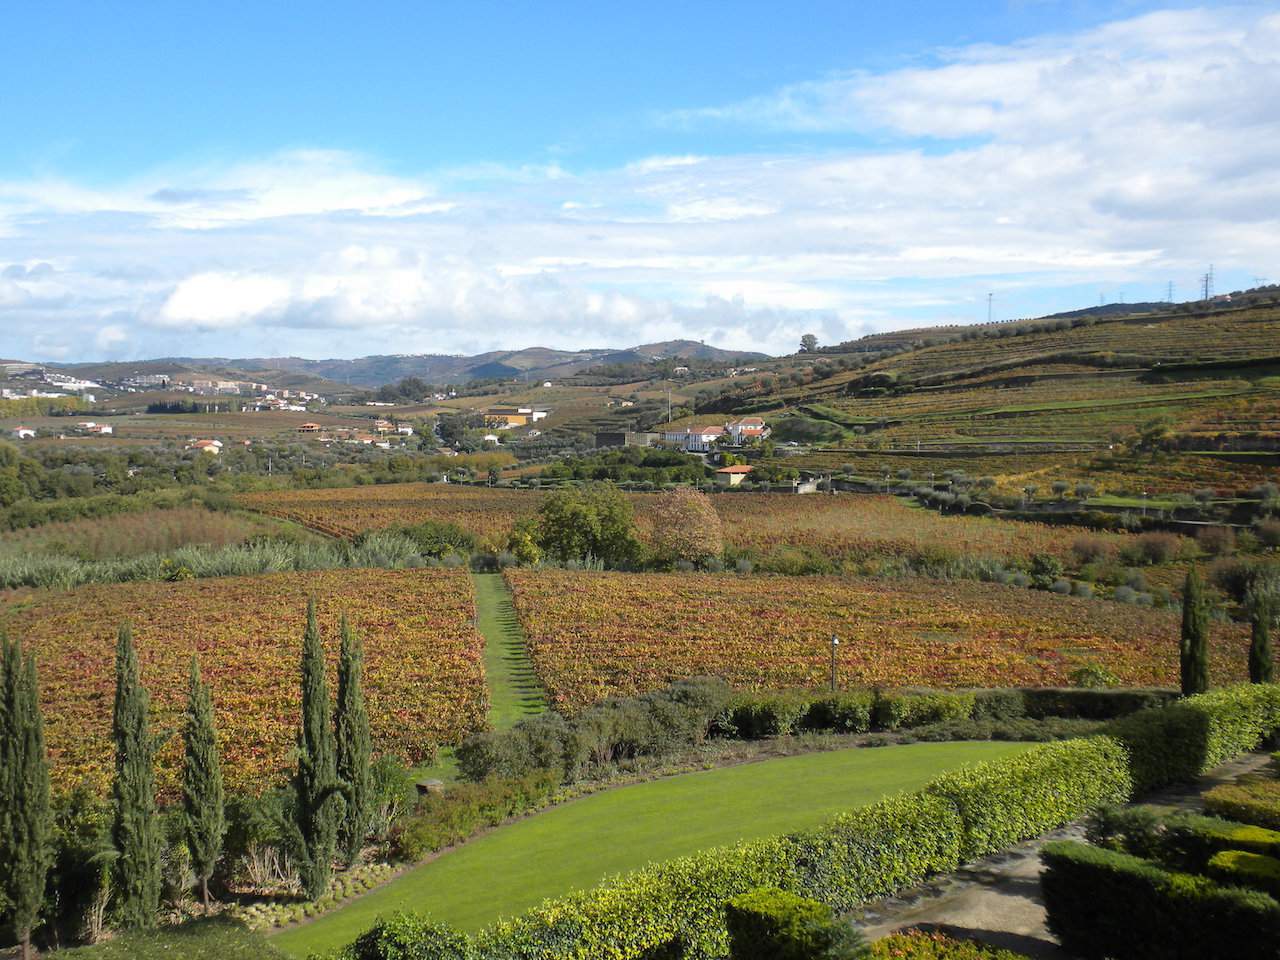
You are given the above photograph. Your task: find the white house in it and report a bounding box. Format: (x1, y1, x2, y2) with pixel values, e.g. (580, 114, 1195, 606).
(725, 417, 770, 445)
(664, 425, 725, 452)
(396, 424, 415, 436)
(187, 439, 223, 455)
(12, 426, 35, 440)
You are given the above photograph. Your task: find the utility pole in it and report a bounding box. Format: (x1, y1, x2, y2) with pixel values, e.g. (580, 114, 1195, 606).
(1202, 264, 1214, 301)
(1167, 281, 1174, 303)
(829, 635, 840, 692)
(986, 292, 993, 324)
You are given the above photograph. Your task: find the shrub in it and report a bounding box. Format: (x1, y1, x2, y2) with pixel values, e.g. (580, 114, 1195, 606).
(1028, 553, 1063, 590)
(1123, 531, 1181, 566)
(1204, 778, 1280, 831)
(1021, 687, 1175, 720)
(1258, 519, 1280, 549)
(1108, 684, 1280, 793)
(725, 691, 813, 738)
(870, 930, 1029, 959)
(873, 691, 975, 731)
(1196, 525, 1236, 557)
(394, 771, 561, 861)
(724, 887, 868, 960)
(1041, 840, 1280, 960)
(339, 912, 474, 960)
(1207, 849, 1280, 899)
(971, 689, 1025, 721)
(928, 737, 1131, 860)
(1163, 814, 1280, 871)
(801, 692, 875, 734)
(1113, 585, 1138, 603)
(1068, 662, 1119, 689)
(1049, 579, 1072, 595)
(1072, 536, 1113, 565)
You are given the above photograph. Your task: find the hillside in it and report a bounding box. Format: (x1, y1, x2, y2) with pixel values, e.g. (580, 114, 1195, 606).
(692, 299, 1280, 497)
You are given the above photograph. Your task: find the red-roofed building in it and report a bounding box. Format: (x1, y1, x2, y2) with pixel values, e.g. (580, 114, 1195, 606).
(663, 425, 725, 452)
(725, 417, 770, 444)
(715, 464, 754, 487)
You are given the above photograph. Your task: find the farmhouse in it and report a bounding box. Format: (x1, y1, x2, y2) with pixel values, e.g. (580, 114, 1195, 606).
(725, 417, 770, 444)
(297, 422, 322, 433)
(715, 464, 754, 487)
(485, 406, 549, 429)
(396, 424, 415, 436)
(664, 425, 725, 452)
(12, 426, 35, 440)
(188, 439, 223, 455)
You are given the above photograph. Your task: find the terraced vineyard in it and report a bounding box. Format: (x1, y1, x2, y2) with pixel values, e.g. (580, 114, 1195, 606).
(0, 569, 487, 794)
(504, 569, 1252, 713)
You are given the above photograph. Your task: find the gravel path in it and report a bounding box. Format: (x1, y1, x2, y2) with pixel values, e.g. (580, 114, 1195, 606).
(853, 751, 1272, 958)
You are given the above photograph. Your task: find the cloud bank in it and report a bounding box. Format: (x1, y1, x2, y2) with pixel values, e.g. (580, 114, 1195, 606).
(2, 7, 1278, 360)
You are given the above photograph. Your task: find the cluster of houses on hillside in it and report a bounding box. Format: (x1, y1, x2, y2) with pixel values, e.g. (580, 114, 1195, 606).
(293, 419, 415, 448)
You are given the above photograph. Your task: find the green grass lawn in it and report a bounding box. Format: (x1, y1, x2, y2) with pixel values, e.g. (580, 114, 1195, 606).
(472, 572, 547, 728)
(59, 918, 287, 959)
(272, 740, 1031, 957)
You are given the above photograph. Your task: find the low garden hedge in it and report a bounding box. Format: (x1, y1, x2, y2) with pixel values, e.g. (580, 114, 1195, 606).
(870, 931, 1030, 959)
(723, 887, 866, 960)
(1204, 777, 1280, 831)
(1207, 849, 1280, 900)
(1041, 840, 1280, 960)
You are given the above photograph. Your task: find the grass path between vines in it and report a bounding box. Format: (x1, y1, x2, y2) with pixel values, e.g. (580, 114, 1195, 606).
(271, 740, 1032, 957)
(473, 571, 547, 728)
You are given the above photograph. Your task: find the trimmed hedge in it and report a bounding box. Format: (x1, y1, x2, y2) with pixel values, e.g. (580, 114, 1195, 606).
(870, 931, 1031, 960)
(1207, 849, 1280, 899)
(927, 737, 1132, 860)
(1108, 683, 1280, 792)
(872, 691, 975, 731)
(724, 887, 867, 960)
(1041, 840, 1280, 960)
(1089, 804, 1280, 871)
(342, 913, 472, 960)
(1204, 777, 1280, 831)
(1019, 687, 1176, 720)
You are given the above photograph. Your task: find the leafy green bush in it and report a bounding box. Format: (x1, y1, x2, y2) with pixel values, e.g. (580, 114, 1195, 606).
(339, 912, 473, 960)
(1207, 849, 1280, 899)
(1108, 683, 1280, 793)
(873, 691, 975, 731)
(1041, 840, 1280, 960)
(801, 692, 875, 733)
(970, 689, 1025, 721)
(725, 691, 814, 738)
(393, 771, 560, 861)
(1204, 777, 1280, 831)
(724, 887, 868, 960)
(927, 738, 1132, 860)
(1020, 687, 1176, 720)
(1163, 814, 1280, 871)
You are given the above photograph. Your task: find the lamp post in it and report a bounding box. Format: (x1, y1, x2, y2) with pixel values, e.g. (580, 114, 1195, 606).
(829, 634, 840, 692)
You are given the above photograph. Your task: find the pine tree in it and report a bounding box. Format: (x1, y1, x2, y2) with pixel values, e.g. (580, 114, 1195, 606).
(182, 657, 226, 910)
(1180, 568, 1210, 696)
(295, 599, 340, 899)
(110, 623, 162, 928)
(0, 638, 53, 960)
(335, 614, 372, 866)
(1246, 583, 1276, 684)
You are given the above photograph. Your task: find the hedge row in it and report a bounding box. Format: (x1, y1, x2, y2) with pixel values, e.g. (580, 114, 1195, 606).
(1041, 840, 1280, 960)
(347, 739, 1129, 960)
(1107, 683, 1280, 792)
(458, 680, 1173, 783)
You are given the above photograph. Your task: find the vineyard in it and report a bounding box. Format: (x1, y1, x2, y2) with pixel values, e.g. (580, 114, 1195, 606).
(504, 569, 1253, 713)
(239, 485, 1129, 567)
(0, 568, 487, 794)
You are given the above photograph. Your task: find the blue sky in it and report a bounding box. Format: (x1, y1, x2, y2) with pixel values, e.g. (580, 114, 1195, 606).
(1, 1, 1276, 360)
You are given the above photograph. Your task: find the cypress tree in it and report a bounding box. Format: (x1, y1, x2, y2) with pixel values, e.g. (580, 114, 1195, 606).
(110, 623, 162, 928)
(295, 598, 340, 899)
(335, 613, 372, 866)
(1180, 568, 1210, 696)
(182, 657, 226, 910)
(1246, 583, 1276, 684)
(0, 638, 53, 960)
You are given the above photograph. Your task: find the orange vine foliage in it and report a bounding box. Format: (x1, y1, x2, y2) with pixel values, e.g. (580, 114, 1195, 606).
(1, 569, 487, 795)
(505, 569, 1252, 713)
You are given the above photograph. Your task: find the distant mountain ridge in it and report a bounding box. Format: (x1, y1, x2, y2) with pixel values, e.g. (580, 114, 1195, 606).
(37, 339, 767, 389)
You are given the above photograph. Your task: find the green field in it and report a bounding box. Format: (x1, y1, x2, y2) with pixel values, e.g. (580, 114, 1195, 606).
(272, 740, 1031, 957)
(61, 918, 287, 959)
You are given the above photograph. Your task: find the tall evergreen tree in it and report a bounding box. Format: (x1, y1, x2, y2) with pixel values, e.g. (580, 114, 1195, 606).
(110, 623, 162, 928)
(182, 657, 225, 910)
(335, 614, 372, 866)
(295, 599, 340, 899)
(1180, 568, 1211, 696)
(1246, 582, 1276, 684)
(0, 638, 53, 960)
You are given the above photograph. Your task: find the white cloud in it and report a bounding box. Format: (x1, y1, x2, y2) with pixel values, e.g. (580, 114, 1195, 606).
(2, 7, 1279, 360)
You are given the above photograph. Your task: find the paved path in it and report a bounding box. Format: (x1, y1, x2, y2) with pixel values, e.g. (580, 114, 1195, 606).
(854, 752, 1272, 958)
(472, 572, 547, 729)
